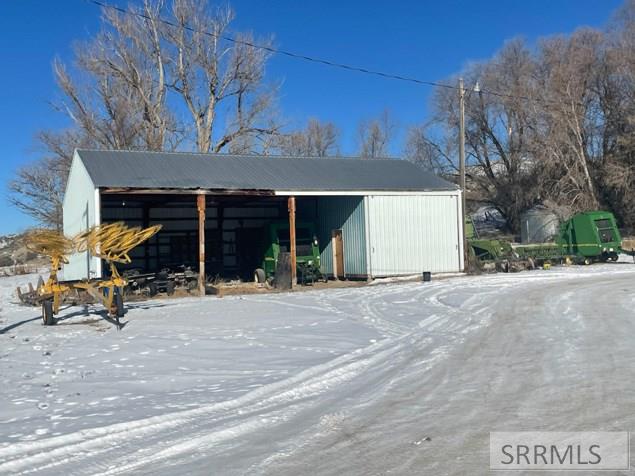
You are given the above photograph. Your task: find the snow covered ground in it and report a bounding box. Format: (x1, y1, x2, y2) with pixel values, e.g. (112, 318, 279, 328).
(1, 260, 635, 475)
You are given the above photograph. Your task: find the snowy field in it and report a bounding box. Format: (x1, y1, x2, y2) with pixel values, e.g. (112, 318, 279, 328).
(1, 260, 635, 475)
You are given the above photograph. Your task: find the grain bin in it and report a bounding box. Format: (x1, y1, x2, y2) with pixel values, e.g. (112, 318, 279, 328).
(520, 207, 559, 243)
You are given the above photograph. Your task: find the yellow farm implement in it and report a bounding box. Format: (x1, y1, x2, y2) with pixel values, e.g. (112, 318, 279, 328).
(22, 222, 161, 327)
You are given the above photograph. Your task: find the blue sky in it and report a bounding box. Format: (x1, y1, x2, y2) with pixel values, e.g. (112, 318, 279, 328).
(0, 0, 623, 234)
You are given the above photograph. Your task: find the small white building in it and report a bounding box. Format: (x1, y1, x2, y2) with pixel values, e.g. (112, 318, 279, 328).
(62, 149, 464, 281)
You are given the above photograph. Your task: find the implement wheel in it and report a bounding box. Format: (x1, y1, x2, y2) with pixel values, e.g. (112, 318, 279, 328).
(41, 300, 55, 326)
(254, 268, 266, 284)
(114, 289, 124, 318)
(166, 281, 176, 296)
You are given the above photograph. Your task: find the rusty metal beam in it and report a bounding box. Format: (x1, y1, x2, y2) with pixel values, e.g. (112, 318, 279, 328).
(197, 193, 206, 297)
(288, 196, 297, 286)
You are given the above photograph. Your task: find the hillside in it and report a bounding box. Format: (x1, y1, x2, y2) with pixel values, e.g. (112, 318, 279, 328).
(0, 233, 46, 273)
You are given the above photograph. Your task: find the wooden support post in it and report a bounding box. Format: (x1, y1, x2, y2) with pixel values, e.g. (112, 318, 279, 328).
(197, 193, 206, 297)
(142, 201, 150, 271)
(288, 196, 297, 286)
(218, 203, 224, 275)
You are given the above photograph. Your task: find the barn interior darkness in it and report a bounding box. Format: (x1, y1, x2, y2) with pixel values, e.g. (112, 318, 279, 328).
(100, 193, 319, 280)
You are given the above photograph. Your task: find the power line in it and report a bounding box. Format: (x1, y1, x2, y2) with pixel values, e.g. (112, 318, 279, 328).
(87, 0, 456, 90)
(85, 0, 575, 108)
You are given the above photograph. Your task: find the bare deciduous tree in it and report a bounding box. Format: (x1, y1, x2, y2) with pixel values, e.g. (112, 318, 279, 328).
(357, 110, 396, 158)
(404, 124, 454, 175)
(9, 159, 65, 230)
(165, 0, 280, 153)
(9, 0, 281, 228)
(8, 130, 87, 230)
(92, 1, 179, 150)
(358, 122, 385, 158)
(535, 30, 606, 209)
(52, 1, 181, 151)
(421, 40, 542, 231)
(275, 119, 339, 157)
(417, 25, 635, 232)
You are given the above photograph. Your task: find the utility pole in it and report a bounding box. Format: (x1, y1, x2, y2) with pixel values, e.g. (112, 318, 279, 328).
(458, 78, 468, 272)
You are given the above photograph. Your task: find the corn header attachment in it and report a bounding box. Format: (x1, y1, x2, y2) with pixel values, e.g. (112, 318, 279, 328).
(20, 223, 161, 327)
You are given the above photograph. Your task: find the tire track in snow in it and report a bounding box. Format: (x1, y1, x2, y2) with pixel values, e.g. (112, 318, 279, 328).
(242, 278, 513, 475)
(4, 266, 631, 474)
(89, 337, 409, 476)
(0, 329, 410, 475)
(252, 266, 635, 476)
(0, 276, 520, 474)
(0, 279, 453, 474)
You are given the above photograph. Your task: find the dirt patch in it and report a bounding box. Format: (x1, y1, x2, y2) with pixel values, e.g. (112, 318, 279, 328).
(622, 237, 635, 251)
(209, 278, 368, 298)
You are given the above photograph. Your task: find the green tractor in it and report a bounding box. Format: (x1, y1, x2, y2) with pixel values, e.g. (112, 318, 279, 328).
(238, 221, 323, 285)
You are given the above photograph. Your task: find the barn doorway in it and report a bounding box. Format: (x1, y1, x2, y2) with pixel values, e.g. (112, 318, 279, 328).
(99, 193, 323, 282)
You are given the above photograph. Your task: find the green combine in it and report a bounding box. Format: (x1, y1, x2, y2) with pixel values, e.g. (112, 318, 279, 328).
(468, 210, 629, 270)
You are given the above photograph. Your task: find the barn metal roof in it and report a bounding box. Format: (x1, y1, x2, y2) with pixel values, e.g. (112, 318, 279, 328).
(76, 149, 457, 192)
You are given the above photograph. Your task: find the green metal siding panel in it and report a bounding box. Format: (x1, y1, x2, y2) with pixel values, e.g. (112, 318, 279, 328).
(317, 197, 367, 277)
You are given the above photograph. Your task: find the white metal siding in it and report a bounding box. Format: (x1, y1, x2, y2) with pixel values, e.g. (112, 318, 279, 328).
(62, 153, 102, 281)
(366, 193, 463, 276)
